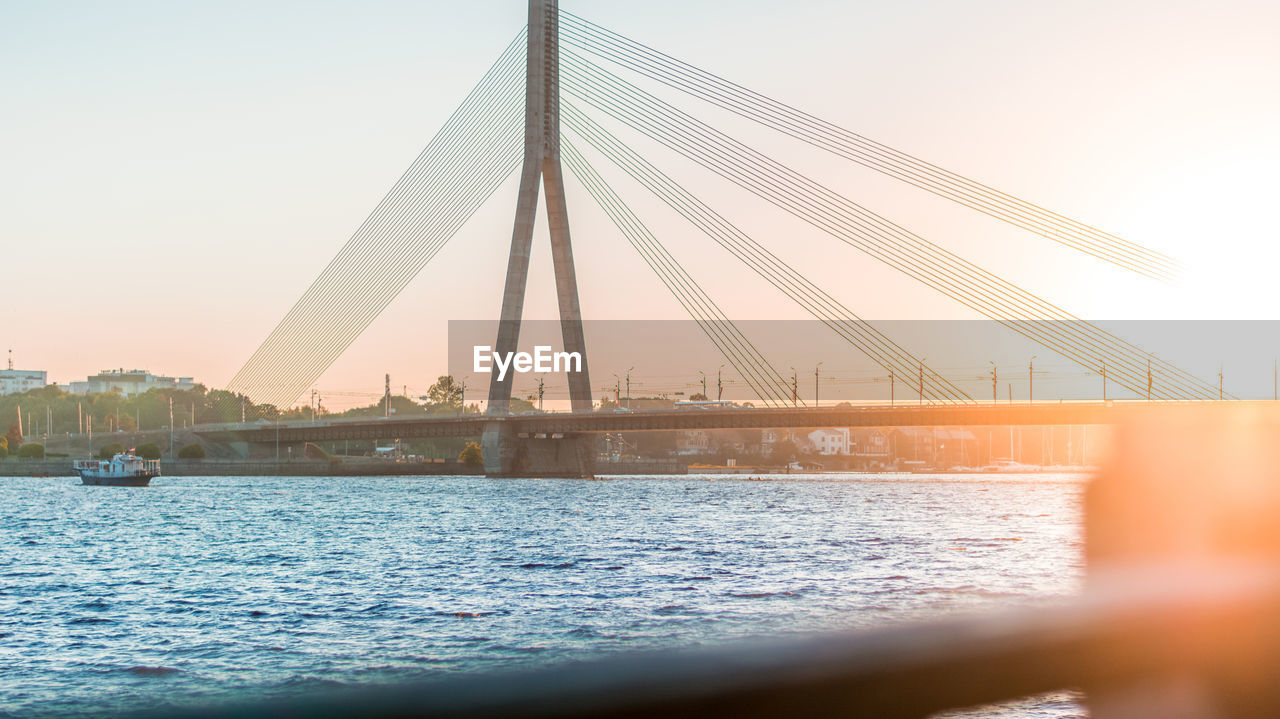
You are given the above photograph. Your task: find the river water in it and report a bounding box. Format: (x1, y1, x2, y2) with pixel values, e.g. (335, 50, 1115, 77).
(0, 473, 1086, 718)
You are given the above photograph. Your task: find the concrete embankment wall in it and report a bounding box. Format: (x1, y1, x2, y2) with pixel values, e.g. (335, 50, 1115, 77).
(0, 460, 80, 477)
(0, 459, 483, 478)
(596, 461, 687, 475)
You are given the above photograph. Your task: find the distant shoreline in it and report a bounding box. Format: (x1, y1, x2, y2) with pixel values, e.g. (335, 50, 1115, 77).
(0, 458, 483, 478)
(0, 459, 1093, 479)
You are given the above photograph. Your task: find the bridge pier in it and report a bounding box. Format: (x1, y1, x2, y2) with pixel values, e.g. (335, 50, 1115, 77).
(481, 422, 595, 478)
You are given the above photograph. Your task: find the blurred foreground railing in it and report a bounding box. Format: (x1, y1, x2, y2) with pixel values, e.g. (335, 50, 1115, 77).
(142, 406, 1280, 718)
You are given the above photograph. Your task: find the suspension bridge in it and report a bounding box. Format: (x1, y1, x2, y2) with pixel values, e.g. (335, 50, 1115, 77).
(216, 0, 1222, 476)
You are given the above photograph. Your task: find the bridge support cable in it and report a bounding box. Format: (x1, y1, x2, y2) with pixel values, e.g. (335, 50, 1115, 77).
(561, 56, 1169, 399)
(560, 53, 1220, 401)
(232, 33, 528, 407)
(228, 31, 527, 406)
(227, 31, 528, 408)
(559, 12, 1180, 283)
(562, 139, 792, 407)
(238, 130, 524, 409)
(563, 103, 972, 405)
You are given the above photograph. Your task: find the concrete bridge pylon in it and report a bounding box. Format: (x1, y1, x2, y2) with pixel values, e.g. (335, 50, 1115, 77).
(483, 0, 594, 477)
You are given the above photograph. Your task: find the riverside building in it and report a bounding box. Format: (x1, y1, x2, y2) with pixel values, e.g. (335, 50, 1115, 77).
(63, 369, 196, 398)
(0, 368, 47, 395)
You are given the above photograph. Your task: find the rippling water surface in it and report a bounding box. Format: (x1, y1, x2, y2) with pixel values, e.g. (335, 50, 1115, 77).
(0, 473, 1086, 717)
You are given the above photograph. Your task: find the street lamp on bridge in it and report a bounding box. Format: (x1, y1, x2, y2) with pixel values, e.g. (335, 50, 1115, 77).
(918, 359, 927, 406)
(626, 366, 634, 410)
(1028, 355, 1037, 404)
(989, 361, 998, 404)
(814, 361, 823, 409)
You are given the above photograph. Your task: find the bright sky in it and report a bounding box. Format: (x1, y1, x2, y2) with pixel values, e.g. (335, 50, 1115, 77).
(3, 0, 1278, 407)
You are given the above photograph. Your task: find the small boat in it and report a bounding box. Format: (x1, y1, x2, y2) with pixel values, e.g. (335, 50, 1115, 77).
(74, 452, 161, 486)
(980, 458, 1040, 473)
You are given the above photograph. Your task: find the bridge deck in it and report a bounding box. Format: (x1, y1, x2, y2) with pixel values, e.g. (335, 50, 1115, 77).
(197, 401, 1243, 444)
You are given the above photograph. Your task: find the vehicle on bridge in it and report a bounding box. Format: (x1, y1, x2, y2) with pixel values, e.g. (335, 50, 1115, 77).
(674, 400, 740, 410)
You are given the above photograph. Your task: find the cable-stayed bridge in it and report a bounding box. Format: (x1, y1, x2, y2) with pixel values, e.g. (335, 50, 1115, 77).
(219, 0, 1219, 476)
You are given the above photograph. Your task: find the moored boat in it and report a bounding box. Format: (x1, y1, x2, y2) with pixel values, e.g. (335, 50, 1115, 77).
(980, 458, 1040, 473)
(74, 452, 161, 486)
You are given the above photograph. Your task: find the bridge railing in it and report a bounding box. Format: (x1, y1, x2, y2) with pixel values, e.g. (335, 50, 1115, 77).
(185, 398, 1273, 436)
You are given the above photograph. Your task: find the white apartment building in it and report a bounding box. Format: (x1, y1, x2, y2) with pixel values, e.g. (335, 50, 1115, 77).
(0, 368, 47, 395)
(807, 428, 851, 456)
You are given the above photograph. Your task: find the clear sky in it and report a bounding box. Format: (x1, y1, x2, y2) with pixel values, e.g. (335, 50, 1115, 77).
(3, 0, 1278, 407)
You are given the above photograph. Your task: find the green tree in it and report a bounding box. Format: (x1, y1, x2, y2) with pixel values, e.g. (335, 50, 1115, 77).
(16, 443, 44, 459)
(177, 444, 206, 459)
(206, 389, 249, 423)
(509, 396, 536, 414)
(459, 442, 483, 467)
(135, 443, 162, 460)
(0, 444, 7, 459)
(770, 438, 799, 464)
(97, 442, 125, 459)
(427, 375, 464, 408)
(5, 425, 21, 451)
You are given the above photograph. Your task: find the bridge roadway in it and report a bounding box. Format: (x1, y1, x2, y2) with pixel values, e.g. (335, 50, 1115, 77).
(196, 401, 1222, 445)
